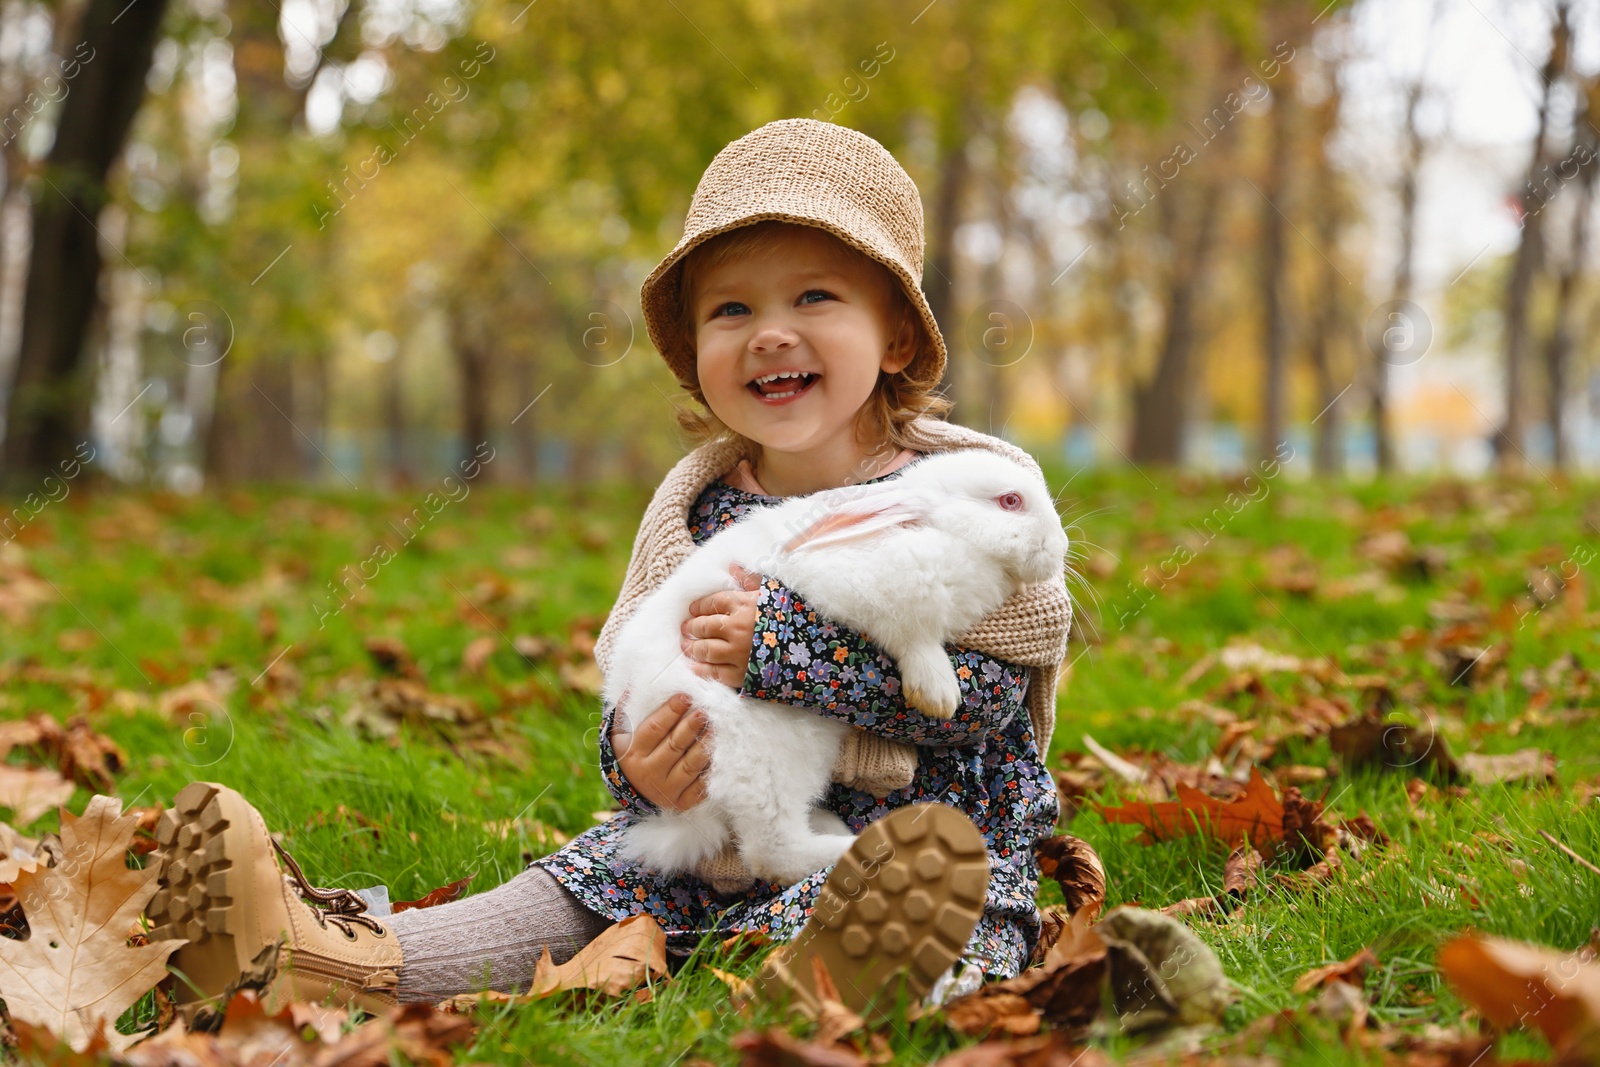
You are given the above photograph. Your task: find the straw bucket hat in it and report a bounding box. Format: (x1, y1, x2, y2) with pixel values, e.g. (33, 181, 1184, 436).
(639, 118, 947, 393)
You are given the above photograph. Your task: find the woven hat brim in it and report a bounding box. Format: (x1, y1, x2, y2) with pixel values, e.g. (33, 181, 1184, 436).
(640, 212, 948, 393)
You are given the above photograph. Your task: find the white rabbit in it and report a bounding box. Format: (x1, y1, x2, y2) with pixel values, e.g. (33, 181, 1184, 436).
(605, 450, 1070, 885)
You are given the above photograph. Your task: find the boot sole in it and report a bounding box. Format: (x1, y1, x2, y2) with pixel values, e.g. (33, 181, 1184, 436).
(148, 781, 271, 1024)
(751, 802, 989, 1020)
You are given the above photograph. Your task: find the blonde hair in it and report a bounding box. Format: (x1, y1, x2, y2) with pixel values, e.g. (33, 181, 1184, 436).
(669, 220, 952, 454)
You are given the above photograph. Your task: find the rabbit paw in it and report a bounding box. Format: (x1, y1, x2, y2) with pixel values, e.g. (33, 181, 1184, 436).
(899, 648, 961, 719)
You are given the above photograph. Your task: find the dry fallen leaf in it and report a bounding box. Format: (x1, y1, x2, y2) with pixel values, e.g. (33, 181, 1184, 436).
(1222, 847, 1262, 900)
(1098, 906, 1233, 1032)
(364, 635, 424, 680)
(154, 676, 234, 725)
(927, 1031, 1112, 1066)
(122, 986, 344, 1065)
(142, 988, 474, 1066)
(0, 820, 41, 883)
(714, 930, 771, 966)
(391, 874, 473, 913)
(461, 635, 497, 675)
(944, 904, 1107, 1037)
(1096, 767, 1289, 849)
(0, 795, 187, 1052)
(559, 656, 605, 695)
(1218, 642, 1308, 673)
(52, 717, 128, 794)
(707, 965, 752, 1000)
(1035, 835, 1107, 918)
(1459, 748, 1558, 786)
(1293, 946, 1379, 994)
(1439, 934, 1600, 1060)
(1163, 846, 1266, 918)
(810, 955, 867, 1048)
(308, 1000, 476, 1066)
(528, 913, 668, 999)
(0, 765, 76, 829)
(7, 1014, 118, 1064)
(0, 545, 52, 624)
(1308, 977, 1371, 1035)
(1330, 710, 1455, 778)
(1274, 847, 1344, 894)
(340, 678, 482, 743)
(730, 1026, 870, 1067)
(942, 991, 1043, 1038)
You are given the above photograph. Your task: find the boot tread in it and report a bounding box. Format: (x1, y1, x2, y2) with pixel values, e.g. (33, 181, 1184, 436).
(751, 803, 989, 1022)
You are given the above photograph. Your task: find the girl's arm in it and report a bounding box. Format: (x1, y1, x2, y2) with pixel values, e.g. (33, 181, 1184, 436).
(737, 575, 1029, 748)
(597, 698, 661, 815)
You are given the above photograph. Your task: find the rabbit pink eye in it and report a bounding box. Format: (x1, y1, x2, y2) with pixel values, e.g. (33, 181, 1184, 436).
(997, 492, 1024, 512)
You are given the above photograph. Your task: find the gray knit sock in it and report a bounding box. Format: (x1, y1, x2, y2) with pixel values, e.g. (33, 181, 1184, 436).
(380, 864, 614, 1003)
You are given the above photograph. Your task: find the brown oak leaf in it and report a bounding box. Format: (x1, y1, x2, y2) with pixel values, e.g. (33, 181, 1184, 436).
(0, 795, 186, 1052)
(528, 913, 667, 999)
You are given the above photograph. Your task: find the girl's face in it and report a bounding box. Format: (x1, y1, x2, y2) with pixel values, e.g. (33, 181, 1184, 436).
(689, 226, 914, 456)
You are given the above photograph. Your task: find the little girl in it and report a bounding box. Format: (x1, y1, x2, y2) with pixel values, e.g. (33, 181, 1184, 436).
(147, 119, 1073, 1023)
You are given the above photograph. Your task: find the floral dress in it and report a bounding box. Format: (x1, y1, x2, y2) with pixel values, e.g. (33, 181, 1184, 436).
(530, 459, 1062, 980)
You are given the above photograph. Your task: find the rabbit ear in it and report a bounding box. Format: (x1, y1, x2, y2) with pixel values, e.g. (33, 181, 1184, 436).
(781, 491, 925, 553)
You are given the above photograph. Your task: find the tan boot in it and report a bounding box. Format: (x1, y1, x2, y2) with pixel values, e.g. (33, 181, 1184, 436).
(750, 802, 990, 1021)
(147, 782, 403, 1024)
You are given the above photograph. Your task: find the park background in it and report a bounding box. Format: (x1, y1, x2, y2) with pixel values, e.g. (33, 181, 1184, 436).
(0, 0, 1597, 488)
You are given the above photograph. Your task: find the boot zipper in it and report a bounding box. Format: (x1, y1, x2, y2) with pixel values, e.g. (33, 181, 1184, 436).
(283, 950, 400, 991)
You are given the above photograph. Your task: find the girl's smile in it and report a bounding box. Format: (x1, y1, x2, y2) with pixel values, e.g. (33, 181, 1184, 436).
(747, 370, 818, 402)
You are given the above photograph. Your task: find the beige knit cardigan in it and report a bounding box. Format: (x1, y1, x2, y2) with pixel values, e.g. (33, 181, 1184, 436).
(593, 415, 1075, 798)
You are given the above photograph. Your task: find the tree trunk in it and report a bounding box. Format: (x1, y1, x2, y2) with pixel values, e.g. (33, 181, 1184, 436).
(1541, 77, 1599, 472)
(927, 123, 969, 397)
(453, 306, 492, 480)
(1382, 81, 1427, 474)
(1258, 78, 1293, 461)
(512, 350, 539, 483)
(1130, 165, 1228, 465)
(978, 122, 1014, 438)
(201, 3, 351, 484)
(384, 345, 409, 486)
(1502, 5, 1571, 474)
(1, 0, 170, 482)
(1307, 95, 1347, 477)
(205, 353, 302, 483)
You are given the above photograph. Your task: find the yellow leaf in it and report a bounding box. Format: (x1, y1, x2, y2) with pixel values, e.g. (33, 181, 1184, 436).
(0, 795, 187, 1052)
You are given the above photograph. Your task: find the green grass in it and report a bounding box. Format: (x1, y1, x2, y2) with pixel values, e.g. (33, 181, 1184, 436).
(1, 465, 1597, 1064)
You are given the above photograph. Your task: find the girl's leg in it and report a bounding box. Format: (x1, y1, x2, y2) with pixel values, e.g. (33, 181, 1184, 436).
(150, 781, 614, 1023)
(381, 864, 614, 1004)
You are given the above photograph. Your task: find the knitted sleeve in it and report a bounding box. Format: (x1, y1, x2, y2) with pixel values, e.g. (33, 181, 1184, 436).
(738, 575, 1030, 748)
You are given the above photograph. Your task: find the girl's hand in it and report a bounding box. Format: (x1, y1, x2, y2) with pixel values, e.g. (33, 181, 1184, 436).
(612, 692, 711, 811)
(681, 563, 762, 688)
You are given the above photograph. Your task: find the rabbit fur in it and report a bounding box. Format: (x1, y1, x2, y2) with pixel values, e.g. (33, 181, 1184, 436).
(604, 450, 1071, 885)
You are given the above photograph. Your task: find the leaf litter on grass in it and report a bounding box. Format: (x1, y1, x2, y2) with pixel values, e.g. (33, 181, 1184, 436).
(3, 477, 1599, 1065)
